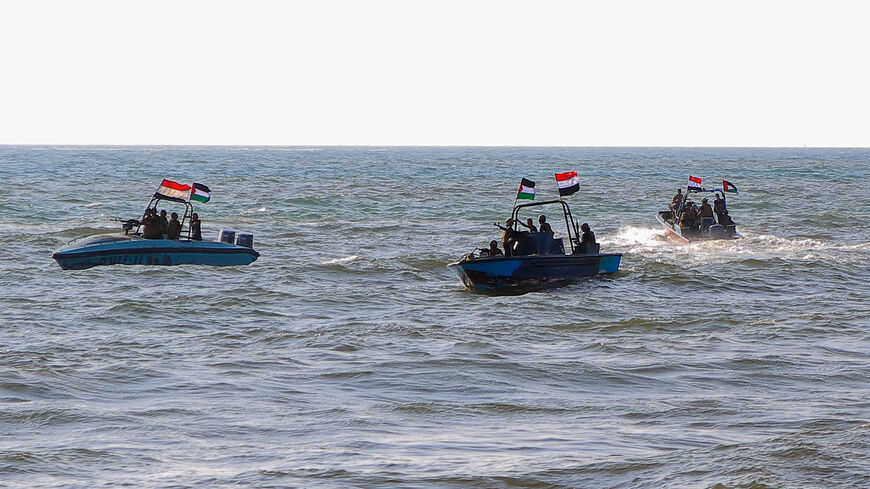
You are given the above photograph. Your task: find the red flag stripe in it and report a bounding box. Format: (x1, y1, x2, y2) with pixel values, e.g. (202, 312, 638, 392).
(688, 176, 702, 184)
(555, 171, 578, 182)
(161, 179, 191, 191)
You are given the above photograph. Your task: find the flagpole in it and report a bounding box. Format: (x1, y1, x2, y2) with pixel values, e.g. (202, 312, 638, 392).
(510, 184, 519, 225)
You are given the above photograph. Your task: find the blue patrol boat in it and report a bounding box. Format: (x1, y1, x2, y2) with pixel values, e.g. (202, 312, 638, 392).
(656, 180, 741, 244)
(52, 181, 259, 270)
(448, 199, 621, 290)
(52, 233, 259, 270)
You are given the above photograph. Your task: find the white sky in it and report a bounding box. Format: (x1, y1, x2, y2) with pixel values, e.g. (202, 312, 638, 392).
(1, 0, 868, 146)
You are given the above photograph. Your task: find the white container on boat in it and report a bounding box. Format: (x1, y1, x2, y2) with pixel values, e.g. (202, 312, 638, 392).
(219, 229, 236, 244)
(236, 233, 254, 248)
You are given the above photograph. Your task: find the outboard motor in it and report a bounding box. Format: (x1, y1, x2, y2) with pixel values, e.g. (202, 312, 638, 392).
(700, 217, 715, 236)
(219, 229, 236, 244)
(236, 233, 254, 248)
(680, 224, 699, 238)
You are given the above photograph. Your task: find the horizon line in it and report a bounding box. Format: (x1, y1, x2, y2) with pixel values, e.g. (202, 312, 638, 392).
(1, 144, 869, 150)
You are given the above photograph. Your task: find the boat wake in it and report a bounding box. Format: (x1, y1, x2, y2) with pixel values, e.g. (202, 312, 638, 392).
(742, 234, 870, 254)
(603, 226, 870, 268)
(601, 226, 670, 249)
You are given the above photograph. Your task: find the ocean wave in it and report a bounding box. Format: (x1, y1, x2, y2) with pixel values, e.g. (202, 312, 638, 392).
(322, 255, 359, 265)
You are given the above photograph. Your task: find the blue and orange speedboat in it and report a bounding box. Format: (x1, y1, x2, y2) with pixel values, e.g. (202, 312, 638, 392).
(52, 181, 259, 270)
(448, 199, 621, 290)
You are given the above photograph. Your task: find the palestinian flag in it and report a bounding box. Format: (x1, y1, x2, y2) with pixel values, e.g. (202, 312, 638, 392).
(555, 171, 579, 196)
(155, 179, 191, 202)
(688, 175, 703, 190)
(191, 183, 211, 203)
(517, 178, 536, 200)
(723, 180, 738, 194)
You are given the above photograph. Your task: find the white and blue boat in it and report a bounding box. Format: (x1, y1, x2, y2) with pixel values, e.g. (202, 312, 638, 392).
(52, 181, 259, 270)
(656, 182, 742, 244)
(448, 199, 621, 290)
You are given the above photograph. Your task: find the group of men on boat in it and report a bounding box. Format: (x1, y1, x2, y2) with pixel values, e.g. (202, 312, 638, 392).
(668, 188, 735, 231)
(481, 214, 596, 257)
(140, 207, 202, 241)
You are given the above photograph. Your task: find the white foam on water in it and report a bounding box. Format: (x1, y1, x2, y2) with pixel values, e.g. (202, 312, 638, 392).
(85, 202, 104, 208)
(601, 226, 869, 268)
(742, 233, 870, 256)
(322, 255, 359, 265)
(258, 207, 267, 212)
(605, 226, 670, 248)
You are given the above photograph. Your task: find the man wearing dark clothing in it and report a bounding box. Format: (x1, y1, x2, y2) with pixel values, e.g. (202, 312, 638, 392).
(680, 202, 698, 228)
(189, 213, 202, 241)
(166, 212, 182, 240)
(158, 210, 169, 237)
(519, 218, 538, 233)
(698, 198, 714, 218)
(580, 223, 596, 244)
(480, 240, 503, 257)
(538, 215, 554, 235)
(142, 209, 162, 239)
(714, 194, 727, 223)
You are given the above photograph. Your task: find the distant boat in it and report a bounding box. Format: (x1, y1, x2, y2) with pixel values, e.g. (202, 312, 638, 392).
(448, 199, 621, 290)
(52, 181, 259, 270)
(656, 179, 742, 244)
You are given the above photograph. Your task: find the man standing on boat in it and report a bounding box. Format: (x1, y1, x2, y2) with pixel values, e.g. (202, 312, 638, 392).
(519, 218, 538, 233)
(189, 213, 202, 241)
(714, 193, 727, 224)
(142, 208, 162, 239)
(166, 212, 182, 240)
(669, 189, 683, 219)
(496, 218, 521, 256)
(158, 209, 169, 237)
(699, 198, 714, 219)
(538, 215, 554, 235)
(580, 223, 596, 244)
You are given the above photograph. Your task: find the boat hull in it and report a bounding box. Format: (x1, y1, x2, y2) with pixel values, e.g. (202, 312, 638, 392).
(448, 253, 621, 290)
(52, 234, 259, 270)
(655, 211, 741, 244)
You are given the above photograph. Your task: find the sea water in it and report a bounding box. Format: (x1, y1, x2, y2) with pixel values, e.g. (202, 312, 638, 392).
(1, 146, 868, 488)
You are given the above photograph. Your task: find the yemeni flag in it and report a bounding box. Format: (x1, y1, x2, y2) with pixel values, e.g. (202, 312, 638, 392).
(190, 183, 211, 203)
(688, 175, 703, 191)
(723, 180, 738, 194)
(555, 170, 579, 196)
(155, 179, 191, 202)
(517, 178, 536, 200)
